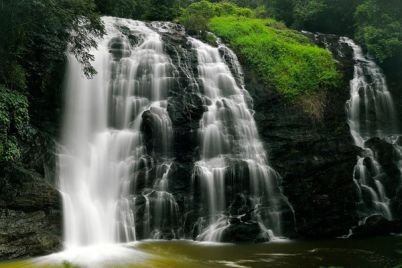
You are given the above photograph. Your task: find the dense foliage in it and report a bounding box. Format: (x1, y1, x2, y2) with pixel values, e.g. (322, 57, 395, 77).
(178, 1, 338, 101)
(354, 0, 402, 66)
(271, 0, 362, 35)
(0, 0, 104, 85)
(178, 1, 254, 33)
(95, 0, 180, 21)
(209, 16, 339, 98)
(276, 0, 402, 70)
(0, 0, 104, 163)
(0, 86, 29, 162)
(179, 0, 402, 76)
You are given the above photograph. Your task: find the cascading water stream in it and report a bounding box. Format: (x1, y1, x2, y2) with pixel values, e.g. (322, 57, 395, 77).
(58, 16, 178, 253)
(47, 17, 296, 265)
(341, 37, 400, 221)
(190, 38, 293, 241)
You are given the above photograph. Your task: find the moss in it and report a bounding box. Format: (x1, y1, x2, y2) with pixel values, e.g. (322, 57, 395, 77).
(208, 16, 340, 99)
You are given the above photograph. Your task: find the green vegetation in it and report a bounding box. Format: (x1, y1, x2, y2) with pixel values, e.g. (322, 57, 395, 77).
(178, 1, 339, 99)
(178, 0, 402, 77)
(177, 1, 340, 119)
(278, 0, 362, 35)
(178, 0, 254, 33)
(95, 0, 180, 21)
(209, 16, 339, 99)
(271, 0, 402, 70)
(0, 86, 28, 162)
(0, 0, 104, 165)
(354, 0, 402, 65)
(0, 0, 104, 83)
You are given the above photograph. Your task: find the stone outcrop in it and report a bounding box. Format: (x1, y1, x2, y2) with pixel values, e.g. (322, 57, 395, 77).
(242, 35, 361, 237)
(0, 159, 61, 259)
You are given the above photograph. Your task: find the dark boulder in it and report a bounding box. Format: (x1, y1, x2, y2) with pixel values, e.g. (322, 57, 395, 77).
(0, 209, 61, 259)
(0, 165, 61, 259)
(351, 215, 402, 238)
(220, 221, 264, 243)
(108, 37, 131, 60)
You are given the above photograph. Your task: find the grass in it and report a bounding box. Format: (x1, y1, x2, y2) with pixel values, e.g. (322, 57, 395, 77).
(208, 16, 340, 99)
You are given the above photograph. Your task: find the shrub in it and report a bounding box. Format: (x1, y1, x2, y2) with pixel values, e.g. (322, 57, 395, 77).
(354, 0, 402, 64)
(208, 16, 340, 99)
(0, 86, 29, 162)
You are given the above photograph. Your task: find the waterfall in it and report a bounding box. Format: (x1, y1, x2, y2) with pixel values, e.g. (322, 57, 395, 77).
(190, 38, 293, 241)
(341, 37, 400, 221)
(59, 17, 178, 249)
(56, 14, 294, 253)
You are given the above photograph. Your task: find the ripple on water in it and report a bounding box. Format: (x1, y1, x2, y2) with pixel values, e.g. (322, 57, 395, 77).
(0, 238, 401, 268)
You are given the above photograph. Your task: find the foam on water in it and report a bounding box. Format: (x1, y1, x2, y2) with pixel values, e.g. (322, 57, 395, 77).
(35, 244, 149, 268)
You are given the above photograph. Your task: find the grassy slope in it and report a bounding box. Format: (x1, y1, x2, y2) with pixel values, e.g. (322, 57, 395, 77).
(208, 16, 339, 99)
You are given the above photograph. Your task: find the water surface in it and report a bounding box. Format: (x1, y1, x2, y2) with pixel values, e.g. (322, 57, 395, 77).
(1, 236, 401, 268)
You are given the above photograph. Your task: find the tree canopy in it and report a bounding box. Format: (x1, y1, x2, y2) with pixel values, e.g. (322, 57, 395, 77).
(94, 0, 180, 21)
(0, 0, 104, 162)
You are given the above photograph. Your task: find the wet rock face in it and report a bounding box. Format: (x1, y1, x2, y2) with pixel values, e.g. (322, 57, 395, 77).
(351, 215, 402, 238)
(0, 161, 61, 259)
(244, 32, 361, 238)
(108, 37, 132, 60)
(311, 33, 402, 226)
(151, 28, 364, 239)
(154, 24, 204, 240)
(220, 221, 263, 243)
(364, 136, 402, 216)
(0, 209, 61, 259)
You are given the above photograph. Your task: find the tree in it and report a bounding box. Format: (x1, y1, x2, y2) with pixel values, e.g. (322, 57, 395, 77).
(0, 0, 104, 86)
(144, 0, 179, 21)
(95, 0, 146, 19)
(178, 0, 255, 34)
(0, 0, 104, 163)
(290, 0, 362, 34)
(265, 0, 295, 25)
(355, 0, 402, 64)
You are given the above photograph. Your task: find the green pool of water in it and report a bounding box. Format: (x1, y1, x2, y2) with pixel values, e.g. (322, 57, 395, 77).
(1, 236, 402, 268)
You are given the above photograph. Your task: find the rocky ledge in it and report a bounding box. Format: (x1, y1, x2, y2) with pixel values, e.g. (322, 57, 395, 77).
(0, 133, 61, 260)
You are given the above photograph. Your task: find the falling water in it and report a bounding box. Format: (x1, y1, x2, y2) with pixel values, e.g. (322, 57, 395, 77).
(55, 14, 294, 256)
(190, 38, 292, 241)
(59, 16, 178, 251)
(341, 37, 399, 220)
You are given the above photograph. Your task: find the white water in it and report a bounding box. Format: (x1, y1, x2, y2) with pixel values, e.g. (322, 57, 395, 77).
(191, 38, 292, 241)
(52, 16, 297, 266)
(58, 16, 177, 257)
(36, 244, 149, 268)
(342, 37, 399, 220)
